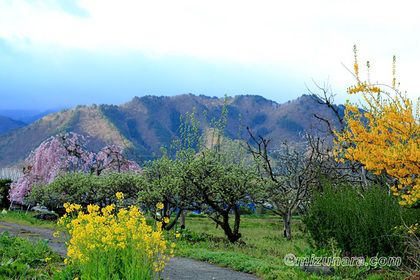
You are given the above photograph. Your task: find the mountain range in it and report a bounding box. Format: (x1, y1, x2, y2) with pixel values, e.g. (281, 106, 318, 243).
(0, 116, 26, 134)
(0, 108, 65, 124)
(0, 94, 343, 168)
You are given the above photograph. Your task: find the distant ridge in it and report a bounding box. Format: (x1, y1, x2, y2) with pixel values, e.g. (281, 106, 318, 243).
(0, 109, 39, 121)
(0, 108, 64, 126)
(0, 115, 26, 134)
(0, 94, 343, 168)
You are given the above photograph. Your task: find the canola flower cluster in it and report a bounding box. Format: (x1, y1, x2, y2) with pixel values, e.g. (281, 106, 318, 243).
(56, 193, 176, 279)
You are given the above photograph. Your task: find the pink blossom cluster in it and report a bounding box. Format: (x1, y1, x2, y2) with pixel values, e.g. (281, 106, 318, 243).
(9, 133, 141, 201)
(91, 145, 142, 175)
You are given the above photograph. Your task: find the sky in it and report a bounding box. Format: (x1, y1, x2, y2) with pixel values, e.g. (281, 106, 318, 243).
(0, 0, 419, 111)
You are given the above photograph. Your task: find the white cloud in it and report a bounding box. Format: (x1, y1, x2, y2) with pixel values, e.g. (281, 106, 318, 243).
(1, 0, 419, 103)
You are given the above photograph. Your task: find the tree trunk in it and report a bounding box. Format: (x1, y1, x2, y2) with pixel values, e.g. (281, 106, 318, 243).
(232, 204, 241, 240)
(220, 210, 242, 243)
(201, 192, 242, 243)
(180, 211, 186, 229)
(283, 212, 292, 240)
(209, 209, 241, 243)
(164, 209, 183, 231)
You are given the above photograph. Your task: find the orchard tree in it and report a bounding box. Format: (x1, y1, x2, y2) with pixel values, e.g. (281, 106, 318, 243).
(334, 46, 420, 207)
(178, 140, 259, 243)
(246, 128, 343, 240)
(137, 149, 196, 231)
(9, 132, 141, 202)
(139, 99, 260, 243)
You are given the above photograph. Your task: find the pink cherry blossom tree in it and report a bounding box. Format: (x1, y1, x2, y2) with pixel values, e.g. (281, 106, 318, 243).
(91, 145, 142, 175)
(9, 132, 141, 201)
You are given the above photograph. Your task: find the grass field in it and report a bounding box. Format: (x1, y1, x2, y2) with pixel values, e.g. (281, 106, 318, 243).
(166, 214, 405, 280)
(0, 210, 408, 279)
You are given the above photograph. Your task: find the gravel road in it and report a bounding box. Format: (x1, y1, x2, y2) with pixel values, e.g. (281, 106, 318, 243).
(0, 220, 261, 280)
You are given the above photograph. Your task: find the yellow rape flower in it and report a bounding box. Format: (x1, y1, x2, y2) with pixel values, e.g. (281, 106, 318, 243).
(59, 200, 172, 279)
(116, 192, 124, 200)
(156, 202, 164, 210)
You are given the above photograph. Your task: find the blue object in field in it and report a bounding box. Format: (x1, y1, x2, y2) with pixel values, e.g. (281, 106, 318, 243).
(248, 203, 256, 212)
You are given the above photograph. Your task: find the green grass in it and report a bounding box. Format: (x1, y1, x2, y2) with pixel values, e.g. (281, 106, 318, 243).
(0, 210, 61, 231)
(167, 215, 406, 280)
(0, 230, 62, 279)
(169, 215, 312, 279)
(0, 210, 70, 279)
(0, 209, 411, 280)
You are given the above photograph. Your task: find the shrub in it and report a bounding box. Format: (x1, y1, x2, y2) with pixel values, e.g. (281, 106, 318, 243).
(29, 171, 141, 212)
(29, 172, 101, 211)
(303, 182, 420, 257)
(0, 179, 12, 209)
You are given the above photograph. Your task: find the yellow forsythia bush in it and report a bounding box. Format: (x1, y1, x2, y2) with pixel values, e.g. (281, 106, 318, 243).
(56, 193, 175, 280)
(335, 46, 420, 207)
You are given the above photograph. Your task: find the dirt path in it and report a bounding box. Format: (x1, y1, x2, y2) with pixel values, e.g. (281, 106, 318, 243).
(0, 220, 68, 257)
(0, 221, 261, 280)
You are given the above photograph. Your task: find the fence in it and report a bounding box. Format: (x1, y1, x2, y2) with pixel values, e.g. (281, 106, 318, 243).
(0, 168, 23, 181)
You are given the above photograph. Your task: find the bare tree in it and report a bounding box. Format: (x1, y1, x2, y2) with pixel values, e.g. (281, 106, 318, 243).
(246, 127, 334, 240)
(307, 80, 345, 138)
(307, 81, 395, 192)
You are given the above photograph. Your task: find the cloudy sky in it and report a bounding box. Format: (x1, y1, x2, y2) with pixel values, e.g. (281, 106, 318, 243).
(0, 0, 419, 111)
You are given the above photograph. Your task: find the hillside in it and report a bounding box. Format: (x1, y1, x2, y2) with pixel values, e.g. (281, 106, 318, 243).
(0, 116, 26, 134)
(0, 94, 343, 168)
